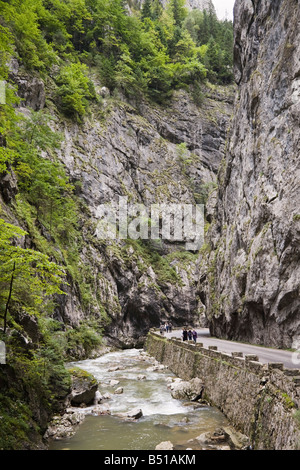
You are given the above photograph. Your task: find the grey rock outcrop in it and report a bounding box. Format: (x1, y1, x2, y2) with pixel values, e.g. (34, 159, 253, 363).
(155, 440, 174, 450)
(169, 377, 204, 400)
(185, 0, 213, 11)
(51, 86, 233, 348)
(44, 409, 86, 440)
(5, 62, 233, 350)
(136, 0, 214, 13)
(200, 0, 300, 348)
(68, 367, 98, 406)
(10, 66, 46, 111)
(0, 168, 18, 203)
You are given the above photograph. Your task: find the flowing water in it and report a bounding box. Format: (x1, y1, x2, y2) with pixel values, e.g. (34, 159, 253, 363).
(49, 348, 228, 451)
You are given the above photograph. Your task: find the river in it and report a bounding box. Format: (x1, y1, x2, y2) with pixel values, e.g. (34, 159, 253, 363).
(49, 348, 229, 451)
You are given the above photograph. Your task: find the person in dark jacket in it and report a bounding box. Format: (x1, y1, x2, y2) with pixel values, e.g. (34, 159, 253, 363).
(192, 329, 198, 344)
(182, 328, 188, 341)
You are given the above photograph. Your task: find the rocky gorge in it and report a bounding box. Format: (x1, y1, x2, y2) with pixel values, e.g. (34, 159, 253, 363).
(0, 0, 299, 451)
(199, 0, 300, 349)
(52, 82, 234, 348)
(46, 347, 249, 451)
(2, 64, 234, 349)
(0, 33, 234, 449)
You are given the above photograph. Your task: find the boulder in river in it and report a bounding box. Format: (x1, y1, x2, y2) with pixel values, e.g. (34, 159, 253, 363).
(44, 409, 86, 440)
(92, 405, 111, 416)
(102, 392, 112, 400)
(169, 377, 204, 401)
(155, 441, 174, 450)
(68, 367, 98, 406)
(127, 408, 143, 419)
(117, 408, 143, 420)
(194, 426, 250, 450)
(110, 379, 120, 386)
(137, 374, 146, 380)
(94, 390, 102, 404)
(194, 428, 234, 450)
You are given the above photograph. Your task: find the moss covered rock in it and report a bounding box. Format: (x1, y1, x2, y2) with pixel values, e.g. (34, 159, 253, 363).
(68, 366, 98, 406)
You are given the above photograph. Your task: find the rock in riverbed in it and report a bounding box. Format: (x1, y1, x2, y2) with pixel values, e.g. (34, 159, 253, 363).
(44, 409, 86, 440)
(190, 427, 250, 450)
(92, 405, 111, 416)
(110, 379, 120, 386)
(155, 441, 174, 450)
(116, 408, 143, 421)
(169, 377, 204, 401)
(68, 367, 98, 406)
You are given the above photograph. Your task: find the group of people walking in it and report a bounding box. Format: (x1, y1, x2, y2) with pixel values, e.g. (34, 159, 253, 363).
(159, 323, 198, 344)
(159, 322, 173, 334)
(182, 327, 198, 344)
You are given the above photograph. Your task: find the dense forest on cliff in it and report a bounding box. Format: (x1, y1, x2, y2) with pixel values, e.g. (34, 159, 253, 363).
(0, 0, 234, 449)
(1, 0, 233, 110)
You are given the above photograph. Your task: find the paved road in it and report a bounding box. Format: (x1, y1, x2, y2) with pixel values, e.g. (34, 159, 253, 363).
(163, 328, 300, 370)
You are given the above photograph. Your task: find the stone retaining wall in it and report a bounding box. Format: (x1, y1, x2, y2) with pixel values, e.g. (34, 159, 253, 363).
(145, 331, 300, 450)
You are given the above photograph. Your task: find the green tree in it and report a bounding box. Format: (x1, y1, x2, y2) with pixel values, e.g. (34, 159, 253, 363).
(152, 0, 163, 20)
(0, 24, 14, 81)
(182, 8, 233, 84)
(0, 85, 22, 176)
(38, 0, 92, 53)
(169, 0, 187, 27)
(0, 218, 66, 333)
(139, 49, 175, 102)
(15, 110, 78, 242)
(141, 0, 153, 20)
(0, 0, 56, 72)
(55, 62, 96, 119)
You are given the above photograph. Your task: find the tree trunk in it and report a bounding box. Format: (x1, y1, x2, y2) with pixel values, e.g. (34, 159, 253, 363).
(4, 262, 16, 334)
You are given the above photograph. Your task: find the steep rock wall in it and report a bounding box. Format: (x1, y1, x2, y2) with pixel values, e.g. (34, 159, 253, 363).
(54, 85, 233, 347)
(200, 0, 300, 348)
(2, 61, 233, 348)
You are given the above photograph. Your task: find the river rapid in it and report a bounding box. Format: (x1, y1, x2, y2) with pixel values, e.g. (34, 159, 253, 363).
(49, 348, 229, 451)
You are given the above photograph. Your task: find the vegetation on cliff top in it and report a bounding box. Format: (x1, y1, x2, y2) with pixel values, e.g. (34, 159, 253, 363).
(1, 0, 233, 112)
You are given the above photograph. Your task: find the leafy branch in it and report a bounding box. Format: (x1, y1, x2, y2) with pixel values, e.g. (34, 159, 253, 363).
(0, 218, 66, 333)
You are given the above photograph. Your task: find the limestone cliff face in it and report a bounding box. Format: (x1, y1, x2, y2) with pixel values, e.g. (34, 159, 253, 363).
(2, 59, 233, 348)
(168, 0, 214, 11)
(137, 0, 214, 12)
(54, 85, 233, 347)
(200, 0, 300, 348)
